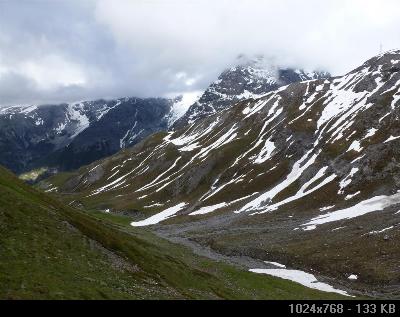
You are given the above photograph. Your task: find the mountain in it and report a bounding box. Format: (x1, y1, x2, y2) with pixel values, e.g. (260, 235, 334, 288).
(173, 55, 330, 129)
(0, 56, 326, 177)
(0, 97, 181, 174)
(45, 50, 400, 297)
(48, 97, 176, 171)
(0, 165, 342, 299)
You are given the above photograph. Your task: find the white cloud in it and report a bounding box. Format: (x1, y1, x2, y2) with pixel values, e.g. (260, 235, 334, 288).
(94, 0, 400, 75)
(1, 0, 400, 105)
(18, 55, 87, 90)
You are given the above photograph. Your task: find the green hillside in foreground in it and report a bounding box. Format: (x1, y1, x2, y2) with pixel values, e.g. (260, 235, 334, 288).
(0, 166, 347, 299)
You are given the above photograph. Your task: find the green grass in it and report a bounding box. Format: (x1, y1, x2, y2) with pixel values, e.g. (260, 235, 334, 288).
(74, 210, 348, 300)
(0, 166, 347, 299)
(0, 167, 168, 299)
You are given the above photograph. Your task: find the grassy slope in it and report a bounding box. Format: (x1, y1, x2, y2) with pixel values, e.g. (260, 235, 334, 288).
(0, 166, 346, 299)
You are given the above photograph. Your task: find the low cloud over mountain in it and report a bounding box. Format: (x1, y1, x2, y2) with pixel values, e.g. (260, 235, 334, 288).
(1, 0, 400, 106)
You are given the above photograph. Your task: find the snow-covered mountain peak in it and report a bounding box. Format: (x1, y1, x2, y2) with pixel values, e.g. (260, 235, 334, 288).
(173, 56, 331, 129)
(166, 92, 202, 127)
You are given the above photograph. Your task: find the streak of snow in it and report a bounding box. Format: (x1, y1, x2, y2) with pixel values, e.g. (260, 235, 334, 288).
(368, 226, 394, 235)
(143, 203, 164, 208)
(189, 202, 228, 215)
(384, 135, 400, 143)
(345, 191, 361, 200)
(254, 171, 337, 214)
(264, 261, 286, 268)
(137, 157, 182, 192)
(180, 143, 200, 152)
(238, 150, 319, 213)
(130, 203, 187, 227)
(320, 205, 335, 211)
(302, 193, 400, 230)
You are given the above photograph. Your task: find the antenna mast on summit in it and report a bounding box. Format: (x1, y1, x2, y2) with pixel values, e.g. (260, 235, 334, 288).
(380, 43, 383, 54)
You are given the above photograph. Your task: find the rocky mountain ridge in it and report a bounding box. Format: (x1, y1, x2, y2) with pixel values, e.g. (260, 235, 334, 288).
(0, 97, 178, 173)
(173, 55, 330, 129)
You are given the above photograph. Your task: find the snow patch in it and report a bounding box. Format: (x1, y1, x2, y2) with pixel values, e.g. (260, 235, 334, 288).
(364, 128, 377, 138)
(250, 268, 350, 296)
(131, 203, 187, 227)
(253, 138, 275, 164)
(347, 140, 362, 153)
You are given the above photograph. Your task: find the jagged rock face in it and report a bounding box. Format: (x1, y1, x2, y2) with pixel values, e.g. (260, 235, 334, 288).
(48, 98, 175, 171)
(173, 56, 330, 129)
(0, 97, 174, 173)
(0, 101, 114, 173)
(49, 51, 400, 289)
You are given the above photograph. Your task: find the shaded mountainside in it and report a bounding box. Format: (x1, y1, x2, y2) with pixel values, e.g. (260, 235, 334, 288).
(0, 97, 176, 174)
(0, 166, 345, 299)
(45, 50, 400, 297)
(48, 98, 175, 171)
(173, 55, 330, 129)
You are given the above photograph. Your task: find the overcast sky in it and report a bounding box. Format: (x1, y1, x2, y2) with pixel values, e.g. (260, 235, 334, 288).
(0, 0, 399, 106)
